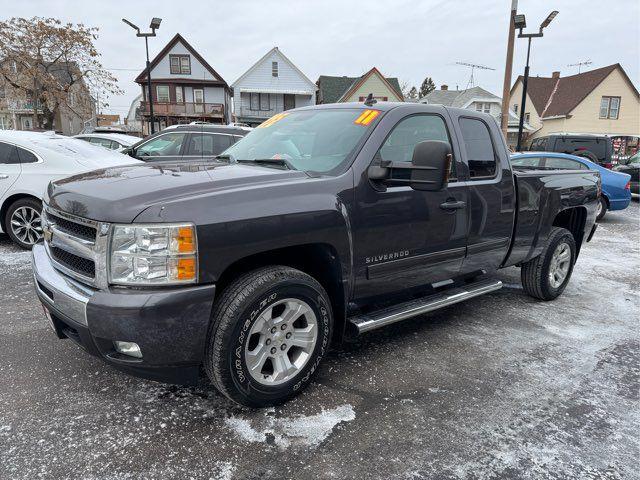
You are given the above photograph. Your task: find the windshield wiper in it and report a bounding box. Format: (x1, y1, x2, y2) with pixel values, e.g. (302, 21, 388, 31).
(237, 158, 296, 170)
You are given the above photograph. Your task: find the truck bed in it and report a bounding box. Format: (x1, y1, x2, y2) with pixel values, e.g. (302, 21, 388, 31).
(505, 167, 600, 266)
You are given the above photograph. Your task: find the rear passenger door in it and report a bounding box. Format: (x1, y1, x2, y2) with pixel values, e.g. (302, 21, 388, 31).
(183, 133, 235, 160)
(0, 142, 22, 201)
(451, 115, 516, 275)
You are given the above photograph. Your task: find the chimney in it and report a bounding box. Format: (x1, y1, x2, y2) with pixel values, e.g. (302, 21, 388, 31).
(441, 84, 448, 90)
(552, 71, 560, 79)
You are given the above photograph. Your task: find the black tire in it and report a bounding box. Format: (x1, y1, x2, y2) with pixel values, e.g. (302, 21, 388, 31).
(4, 197, 43, 249)
(596, 196, 607, 221)
(521, 227, 576, 301)
(204, 266, 333, 407)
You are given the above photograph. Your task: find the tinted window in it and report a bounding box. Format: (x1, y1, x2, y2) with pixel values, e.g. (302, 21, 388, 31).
(0, 142, 20, 164)
(529, 137, 548, 151)
(544, 157, 588, 170)
(186, 133, 234, 156)
(553, 137, 609, 162)
(378, 114, 455, 181)
(459, 117, 496, 178)
(17, 147, 38, 163)
(511, 156, 542, 168)
(136, 133, 187, 157)
(89, 137, 115, 150)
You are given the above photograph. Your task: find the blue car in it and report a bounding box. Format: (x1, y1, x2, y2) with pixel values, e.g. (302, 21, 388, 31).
(511, 151, 632, 221)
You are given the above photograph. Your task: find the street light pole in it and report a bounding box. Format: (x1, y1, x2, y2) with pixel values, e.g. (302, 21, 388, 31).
(500, 0, 518, 139)
(144, 36, 155, 135)
(516, 37, 532, 152)
(515, 10, 558, 152)
(122, 17, 162, 135)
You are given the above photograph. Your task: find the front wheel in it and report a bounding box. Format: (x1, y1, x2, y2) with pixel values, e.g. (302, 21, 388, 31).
(521, 227, 576, 301)
(204, 266, 333, 407)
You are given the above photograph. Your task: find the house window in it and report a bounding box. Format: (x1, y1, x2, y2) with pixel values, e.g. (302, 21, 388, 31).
(170, 55, 191, 75)
(21, 117, 33, 130)
(156, 85, 170, 103)
(0, 116, 9, 130)
(272, 61, 278, 77)
(475, 102, 491, 114)
(175, 86, 184, 103)
(525, 113, 531, 123)
(250, 93, 270, 111)
(514, 104, 518, 114)
(599, 96, 620, 119)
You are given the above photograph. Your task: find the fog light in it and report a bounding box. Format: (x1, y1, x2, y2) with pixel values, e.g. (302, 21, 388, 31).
(114, 341, 142, 358)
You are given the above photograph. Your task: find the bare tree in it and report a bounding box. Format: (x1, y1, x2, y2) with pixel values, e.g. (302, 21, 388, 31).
(407, 86, 418, 100)
(0, 17, 121, 130)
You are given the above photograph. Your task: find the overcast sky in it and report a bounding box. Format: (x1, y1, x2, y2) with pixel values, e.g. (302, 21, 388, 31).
(4, 0, 639, 118)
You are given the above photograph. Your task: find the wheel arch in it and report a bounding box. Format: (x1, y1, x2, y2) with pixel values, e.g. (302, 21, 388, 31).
(552, 206, 587, 256)
(0, 193, 42, 232)
(214, 243, 347, 344)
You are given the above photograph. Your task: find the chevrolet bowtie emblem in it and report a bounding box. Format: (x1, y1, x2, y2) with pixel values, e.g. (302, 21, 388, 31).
(43, 224, 53, 242)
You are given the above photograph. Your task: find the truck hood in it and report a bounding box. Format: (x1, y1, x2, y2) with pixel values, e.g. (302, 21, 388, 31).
(46, 160, 309, 223)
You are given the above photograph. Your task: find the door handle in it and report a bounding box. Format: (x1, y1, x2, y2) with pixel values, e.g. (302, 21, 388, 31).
(440, 200, 466, 210)
(0, 174, 9, 179)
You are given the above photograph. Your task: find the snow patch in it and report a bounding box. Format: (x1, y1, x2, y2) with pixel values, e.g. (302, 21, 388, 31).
(0, 249, 32, 270)
(224, 404, 355, 449)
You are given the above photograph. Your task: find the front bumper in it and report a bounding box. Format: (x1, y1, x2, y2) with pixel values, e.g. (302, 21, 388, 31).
(32, 244, 216, 385)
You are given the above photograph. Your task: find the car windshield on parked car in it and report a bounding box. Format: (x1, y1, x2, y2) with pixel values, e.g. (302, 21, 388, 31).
(221, 109, 381, 175)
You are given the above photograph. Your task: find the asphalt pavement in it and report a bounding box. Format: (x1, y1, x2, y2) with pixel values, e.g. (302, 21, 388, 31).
(1, 200, 638, 480)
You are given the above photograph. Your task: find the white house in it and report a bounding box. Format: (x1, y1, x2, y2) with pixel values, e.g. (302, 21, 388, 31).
(420, 85, 534, 147)
(134, 34, 232, 132)
(231, 47, 316, 127)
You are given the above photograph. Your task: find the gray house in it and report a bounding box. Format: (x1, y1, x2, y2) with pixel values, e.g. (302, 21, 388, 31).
(231, 47, 316, 127)
(420, 85, 534, 147)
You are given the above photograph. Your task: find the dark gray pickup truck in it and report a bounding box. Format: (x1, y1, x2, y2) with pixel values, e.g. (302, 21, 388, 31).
(32, 102, 600, 407)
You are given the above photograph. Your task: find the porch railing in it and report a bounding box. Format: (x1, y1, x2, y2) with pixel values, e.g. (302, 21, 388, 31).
(140, 101, 225, 118)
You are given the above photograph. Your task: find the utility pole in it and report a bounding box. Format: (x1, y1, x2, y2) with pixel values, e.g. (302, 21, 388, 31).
(500, 0, 518, 139)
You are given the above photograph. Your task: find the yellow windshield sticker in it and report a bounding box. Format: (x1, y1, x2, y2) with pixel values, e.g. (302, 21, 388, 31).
(258, 112, 289, 128)
(354, 109, 380, 126)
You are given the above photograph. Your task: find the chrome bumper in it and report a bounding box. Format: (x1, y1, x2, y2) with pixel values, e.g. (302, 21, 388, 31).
(31, 243, 95, 326)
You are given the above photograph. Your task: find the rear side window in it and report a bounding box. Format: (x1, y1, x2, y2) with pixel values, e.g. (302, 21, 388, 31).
(529, 137, 548, 151)
(511, 156, 543, 168)
(459, 117, 496, 178)
(543, 157, 589, 170)
(17, 147, 38, 163)
(0, 141, 20, 164)
(186, 133, 234, 156)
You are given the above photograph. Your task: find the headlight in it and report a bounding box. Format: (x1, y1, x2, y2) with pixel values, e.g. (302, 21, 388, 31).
(109, 224, 197, 285)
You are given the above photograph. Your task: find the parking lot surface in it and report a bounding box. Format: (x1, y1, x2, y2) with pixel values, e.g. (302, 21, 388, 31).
(1, 201, 638, 480)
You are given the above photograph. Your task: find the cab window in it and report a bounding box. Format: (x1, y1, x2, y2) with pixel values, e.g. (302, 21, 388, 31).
(377, 114, 456, 181)
(459, 117, 496, 179)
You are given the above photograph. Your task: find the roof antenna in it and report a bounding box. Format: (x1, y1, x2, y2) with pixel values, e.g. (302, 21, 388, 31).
(363, 93, 377, 106)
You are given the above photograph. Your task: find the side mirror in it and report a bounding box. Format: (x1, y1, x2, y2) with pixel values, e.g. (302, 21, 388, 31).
(410, 140, 451, 191)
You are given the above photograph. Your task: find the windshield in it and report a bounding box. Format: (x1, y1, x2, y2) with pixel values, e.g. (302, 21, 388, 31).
(221, 109, 380, 174)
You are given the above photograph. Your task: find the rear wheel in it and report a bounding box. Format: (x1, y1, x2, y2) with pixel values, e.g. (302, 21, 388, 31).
(596, 196, 607, 221)
(204, 266, 333, 407)
(521, 227, 576, 301)
(4, 197, 43, 249)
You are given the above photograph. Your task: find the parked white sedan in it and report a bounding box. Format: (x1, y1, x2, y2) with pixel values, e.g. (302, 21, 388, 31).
(0, 131, 141, 249)
(74, 132, 142, 153)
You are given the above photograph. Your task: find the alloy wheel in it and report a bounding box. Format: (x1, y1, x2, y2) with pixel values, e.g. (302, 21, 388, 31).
(10, 206, 43, 246)
(548, 242, 571, 289)
(244, 298, 318, 386)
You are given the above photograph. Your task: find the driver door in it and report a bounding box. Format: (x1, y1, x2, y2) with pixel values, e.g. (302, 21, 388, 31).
(351, 113, 469, 300)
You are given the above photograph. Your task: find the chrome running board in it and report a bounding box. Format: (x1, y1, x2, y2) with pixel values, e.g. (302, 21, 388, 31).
(349, 279, 503, 334)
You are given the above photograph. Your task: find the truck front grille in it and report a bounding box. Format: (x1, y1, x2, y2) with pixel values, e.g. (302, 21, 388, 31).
(47, 212, 97, 242)
(43, 205, 109, 288)
(50, 246, 96, 278)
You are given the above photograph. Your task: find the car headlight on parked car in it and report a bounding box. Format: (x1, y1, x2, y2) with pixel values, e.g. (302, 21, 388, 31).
(109, 224, 197, 285)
